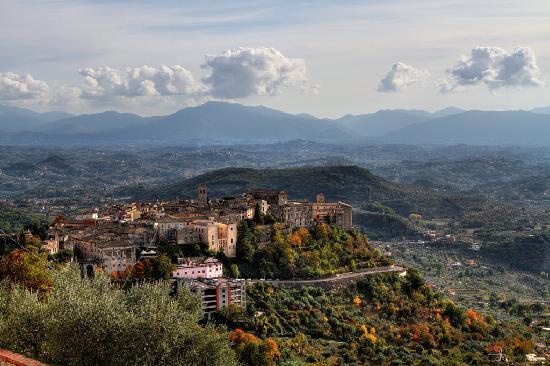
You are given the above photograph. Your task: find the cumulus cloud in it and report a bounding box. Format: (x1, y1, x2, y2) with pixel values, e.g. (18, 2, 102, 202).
(0, 72, 50, 100)
(201, 47, 309, 99)
(441, 46, 544, 93)
(78, 65, 204, 99)
(377, 62, 429, 92)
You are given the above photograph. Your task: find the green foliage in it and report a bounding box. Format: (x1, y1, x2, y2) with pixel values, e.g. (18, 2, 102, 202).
(0, 265, 238, 366)
(253, 203, 264, 224)
(0, 204, 47, 235)
(229, 264, 240, 279)
(49, 248, 72, 263)
(480, 232, 550, 273)
(231, 224, 391, 280)
(237, 220, 256, 262)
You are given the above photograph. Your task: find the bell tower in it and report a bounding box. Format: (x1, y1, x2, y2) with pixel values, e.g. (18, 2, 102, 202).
(197, 184, 208, 205)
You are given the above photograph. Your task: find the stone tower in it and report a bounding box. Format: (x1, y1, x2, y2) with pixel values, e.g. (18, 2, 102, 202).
(197, 184, 208, 205)
(316, 192, 325, 203)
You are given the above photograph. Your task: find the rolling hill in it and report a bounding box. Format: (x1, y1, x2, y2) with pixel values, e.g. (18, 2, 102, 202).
(131, 165, 506, 219)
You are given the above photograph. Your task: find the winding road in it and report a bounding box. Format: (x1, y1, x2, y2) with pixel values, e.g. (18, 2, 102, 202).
(248, 265, 406, 287)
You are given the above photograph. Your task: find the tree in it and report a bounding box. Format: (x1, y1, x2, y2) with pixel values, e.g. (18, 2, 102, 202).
(237, 221, 256, 262)
(228, 328, 280, 366)
(229, 264, 240, 279)
(123, 255, 175, 281)
(50, 249, 72, 263)
(0, 249, 52, 294)
(253, 203, 264, 224)
(152, 254, 175, 280)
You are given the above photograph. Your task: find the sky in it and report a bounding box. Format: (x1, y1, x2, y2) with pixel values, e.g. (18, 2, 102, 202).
(1, 0, 549, 117)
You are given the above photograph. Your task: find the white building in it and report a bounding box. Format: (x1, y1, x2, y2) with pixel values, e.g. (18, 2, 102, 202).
(172, 258, 223, 279)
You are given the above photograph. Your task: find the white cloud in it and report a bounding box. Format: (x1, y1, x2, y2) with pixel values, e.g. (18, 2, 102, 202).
(201, 47, 309, 98)
(0, 72, 50, 101)
(441, 46, 544, 93)
(78, 65, 204, 99)
(377, 62, 429, 92)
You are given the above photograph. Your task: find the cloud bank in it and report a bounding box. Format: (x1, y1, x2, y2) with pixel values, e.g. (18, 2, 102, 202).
(378, 62, 429, 92)
(78, 65, 204, 100)
(440, 46, 544, 93)
(201, 47, 308, 98)
(0, 72, 50, 100)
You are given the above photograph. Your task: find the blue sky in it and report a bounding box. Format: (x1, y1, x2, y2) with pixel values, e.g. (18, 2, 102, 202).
(1, 0, 549, 117)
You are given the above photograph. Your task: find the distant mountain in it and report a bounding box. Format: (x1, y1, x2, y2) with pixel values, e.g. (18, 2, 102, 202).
(384, 110, 550, 146)
(0, 105, 73, 132)
(431, 107, 465, 118)
(3, 102, 550, 146)
(531, 106, 550, 115)
(336, 110, 432, 137)
(41, 111, 155, 134)
(121, 101, 348, 142)
(334, 107, 467, 138)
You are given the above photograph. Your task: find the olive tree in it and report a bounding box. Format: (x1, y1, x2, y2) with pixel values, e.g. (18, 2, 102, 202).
(0, 265, 238, 366)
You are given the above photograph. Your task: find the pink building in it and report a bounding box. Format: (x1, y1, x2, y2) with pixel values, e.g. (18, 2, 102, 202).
(172, 257, 223, 279)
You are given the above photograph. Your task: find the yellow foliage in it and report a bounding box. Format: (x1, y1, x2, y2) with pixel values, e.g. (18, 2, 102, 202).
(360, 325, 377, 343)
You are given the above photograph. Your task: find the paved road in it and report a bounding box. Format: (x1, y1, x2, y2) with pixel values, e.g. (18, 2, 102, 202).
(249, 265, 406, 286)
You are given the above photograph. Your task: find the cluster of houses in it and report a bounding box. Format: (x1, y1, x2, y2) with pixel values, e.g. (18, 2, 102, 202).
(39, 184, 352, 316)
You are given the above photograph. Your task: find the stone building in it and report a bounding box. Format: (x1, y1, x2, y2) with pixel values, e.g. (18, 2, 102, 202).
(311, 193, 353, 229)
(73, 237, 136, 274)
(189, 220, 237, 257)
(246, 189, 288, 206)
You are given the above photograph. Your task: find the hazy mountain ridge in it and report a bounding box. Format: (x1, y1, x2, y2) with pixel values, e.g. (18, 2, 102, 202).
(383, 110, 550, 146)
(1, 102, 550, 145)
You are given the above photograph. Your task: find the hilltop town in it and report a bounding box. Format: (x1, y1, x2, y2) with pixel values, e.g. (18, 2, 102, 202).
(28, 185, 354, 316)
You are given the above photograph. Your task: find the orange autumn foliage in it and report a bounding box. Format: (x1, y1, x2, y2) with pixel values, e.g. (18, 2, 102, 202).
(353, 295, 362, 306)
(263, 338, 281, 362)
(229, 328, 280, 365)
(290, 227, 311, 246)
(464, 308, 488, 333)
(229, 328, 261, 347)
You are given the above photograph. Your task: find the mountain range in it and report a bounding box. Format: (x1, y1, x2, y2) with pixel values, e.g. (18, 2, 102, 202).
(1, 102, 550, 146)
